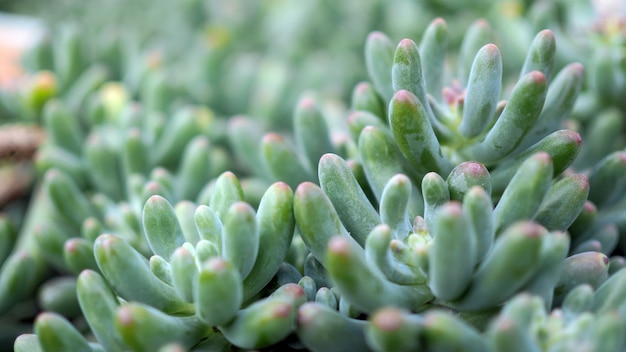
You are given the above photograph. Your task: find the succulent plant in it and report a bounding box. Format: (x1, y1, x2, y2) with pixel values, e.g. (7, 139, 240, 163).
(9, 0, 450, 131)
(1, 1, 626, 351)
(12, 171, 304, 351)
(0, 78, 235, 346)
(364, 270, 626, 352)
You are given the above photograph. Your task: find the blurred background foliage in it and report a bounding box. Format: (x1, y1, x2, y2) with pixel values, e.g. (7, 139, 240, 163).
(2, 0, 624, 125)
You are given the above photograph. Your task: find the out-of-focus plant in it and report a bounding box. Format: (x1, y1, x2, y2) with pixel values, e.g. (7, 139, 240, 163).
(2, 0, 626, 351)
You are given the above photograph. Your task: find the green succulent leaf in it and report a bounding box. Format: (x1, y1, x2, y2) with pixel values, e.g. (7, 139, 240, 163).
(76, 270, 125, 352)
(467, 71, 548, 164)
(34, 312, 92, 352)
(297, 302, 372, 352)
(389, 90, 450, 175)
(142, 195, 185, 259)
(196, 257, 242, 326)
(460, 44, 502, 139)
(94, 234, 193, 314)
(365, 31, 395, 102)
(318, 153, 380, 246)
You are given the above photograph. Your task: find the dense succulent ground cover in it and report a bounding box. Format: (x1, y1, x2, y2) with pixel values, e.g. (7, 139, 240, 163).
(0, 0, 626, 351)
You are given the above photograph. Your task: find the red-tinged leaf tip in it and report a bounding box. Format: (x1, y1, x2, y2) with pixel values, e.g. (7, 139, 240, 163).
(441, 201, 463, 215)
(398, 38, 417, 49)
(361, 125, 377, 134)
(331, 132, 350, 147)
(116, 306, 134, 327)
(372, 308, 403, 331)
(560, 130, 582, 146)
(231, 201, 251, 212)
(79, 269, 97, 279)
(413, 217, 426, 228)
(393, 89, 418, 104)
(228, 115, 249, 128)
(479, 44, 501, 69)
(431, 17, 447, 27)
(297, 303, 319, 325)
(146, 194, 166, 204)
(467, 185, 488, 198)
(281, 283, 306, 300)
(617, 151, 626, 163)
(347, 112, 361, 125)
(473, 18, 490, 29)
(390, 173, 410, 187)
(173, 246, 192, 258)
(345, 159, 358, 170)
(483, 43, 500, 55)
(272, 302, 292, 318)
(532, 151, 553, 165)
(423, 172, 442, 182)
(442, 87, 457, 105)
(151, 167, 169, 178)
(295, 181, 319, 197)
(582, 200, 597, 214)
(569, 63, 585, 76)
(571, 174, 590, 191)
(328, 236, 351, 255)
(270, 181, 291, 192)
(298, 97, 316, 110)
(375, 223, 393, 234)
(355, 82, 371, 94)
(221, 170, 237, 179)
(367, 31, 389, 42)
(35, 312, 56, 324)
(494, 316, 515, 332)
(319, 152, 341, 166)
(96, 234, 119, 249)
(538, 29, 555, 41)
(467, 162, 488, 175)
(526, 70, 547, 85)
(515, 222, 547, 238)
(64, 238, 80, 253)
(459, 161, 489, 176)
(600, 253, 610, 266)
(262, 132, 284, 144)
(206, 257, 228, 271)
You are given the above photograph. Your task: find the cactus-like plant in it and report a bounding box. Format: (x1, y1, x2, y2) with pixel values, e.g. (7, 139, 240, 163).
(2, 2, 626, 351)
(14, 172, 300, 351)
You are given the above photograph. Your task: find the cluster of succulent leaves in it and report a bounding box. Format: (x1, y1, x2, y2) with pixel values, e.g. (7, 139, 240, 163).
(1, 1, 626, 351)
(2, 0, 452, 130)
